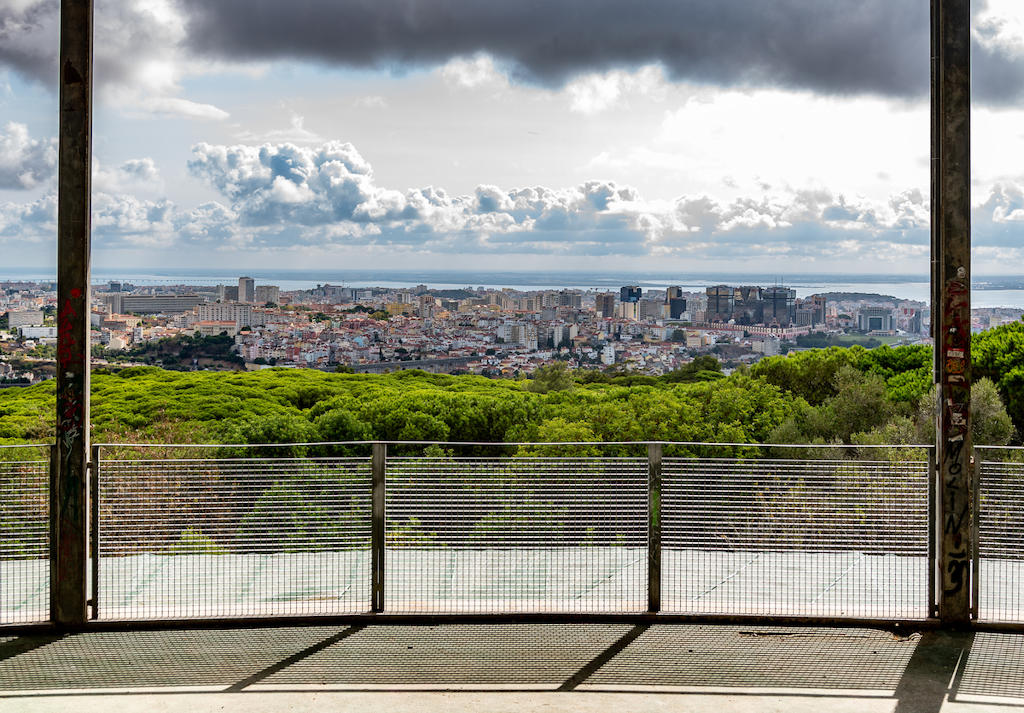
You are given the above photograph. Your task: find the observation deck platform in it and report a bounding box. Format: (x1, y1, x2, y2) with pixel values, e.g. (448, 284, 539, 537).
(0, 623, 1021, 712)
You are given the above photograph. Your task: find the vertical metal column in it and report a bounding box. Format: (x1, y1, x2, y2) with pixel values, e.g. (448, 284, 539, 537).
(932, 0, 972, 625)
(90, 444, 100, 620)
(927, 446, 937, 618)
(372, 443, 386, 612)
(53, 0, 93, 628)
(971, 446, 980, 620)
(647, 443, 662, 613)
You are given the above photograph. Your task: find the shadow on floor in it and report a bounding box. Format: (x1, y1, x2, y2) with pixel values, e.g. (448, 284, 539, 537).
(0, 623, 1012, 711)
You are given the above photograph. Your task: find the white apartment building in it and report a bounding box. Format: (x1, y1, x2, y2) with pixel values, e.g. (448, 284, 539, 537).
(197, 303, 253, 329)
(7, 310, 43, 328)
(253, 285, 280, 304)
(238, 277, 255, 303)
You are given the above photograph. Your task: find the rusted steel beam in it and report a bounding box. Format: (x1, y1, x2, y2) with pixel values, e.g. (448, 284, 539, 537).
(53, 0, 93, 628)
(931, 0, 972, 625)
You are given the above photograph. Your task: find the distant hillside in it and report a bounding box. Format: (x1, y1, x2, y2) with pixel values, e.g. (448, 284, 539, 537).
(818, 292, 909, 304)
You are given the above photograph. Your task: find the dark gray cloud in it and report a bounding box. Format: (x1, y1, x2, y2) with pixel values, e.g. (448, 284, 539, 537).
(179, 0, 925, 96)
(0, 2, 55, 83)
(0, 0, 188, 96)
(177, 0, 1022, 103)
(3, 1, 1022, 104)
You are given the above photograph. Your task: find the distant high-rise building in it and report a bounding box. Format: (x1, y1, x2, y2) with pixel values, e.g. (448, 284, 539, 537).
(596, 293, 616, 318)
(618, 301, 641, 321)
(762, 286, 796, 326)
(418, 294, 437, 318)
(6, 310, 43, 328)
(858, 307, 895, 333)
(639, 300, 663, 321)
(238, 276, 255, 303)
(667, 298, 687, 320)
(198, 303, 253, 329)
(706, 286, 734, 322)
(103, 294, 205, 314)
(805, 295, 827, 325)
(664, 287, 686, 319)
(731, 286, 764, 325)
(556, 290, 582, 308)
(620, 286, 642, 303)
(254, 285, 280, 305)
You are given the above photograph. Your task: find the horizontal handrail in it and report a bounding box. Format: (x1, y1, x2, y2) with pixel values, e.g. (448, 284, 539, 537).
(91, 440, 935, 449)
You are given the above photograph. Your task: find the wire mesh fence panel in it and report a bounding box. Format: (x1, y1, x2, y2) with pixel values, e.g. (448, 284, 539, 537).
(977, 456, 1024, 623)
(97, 456, 372, 620)
(0, 446, 50, 625)
(385, 456, 648, 613)
(661, 457, 929, 619)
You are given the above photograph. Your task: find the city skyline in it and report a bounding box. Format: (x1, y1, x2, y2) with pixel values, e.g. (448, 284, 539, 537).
(3, 2, 1024, 274)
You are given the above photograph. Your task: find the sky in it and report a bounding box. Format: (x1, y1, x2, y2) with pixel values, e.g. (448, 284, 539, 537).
(1, 0, 1024, 275)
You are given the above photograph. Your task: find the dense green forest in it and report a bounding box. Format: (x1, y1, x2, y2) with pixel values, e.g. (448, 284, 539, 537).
(2, 322, 1023, 450)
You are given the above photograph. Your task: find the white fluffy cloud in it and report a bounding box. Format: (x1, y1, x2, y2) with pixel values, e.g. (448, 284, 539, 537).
(565, 65, 668, 115)
(439, 54, 509, 90)
(2, 137, 1021, 268)
(0, 122, 56, 189)
(0, 192, 56, 241)
(179, 139, 943, 259)
(93, 157, 162, 194)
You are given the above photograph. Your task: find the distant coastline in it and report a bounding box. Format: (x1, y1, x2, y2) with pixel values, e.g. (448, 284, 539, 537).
(4, 267, 1024, 308)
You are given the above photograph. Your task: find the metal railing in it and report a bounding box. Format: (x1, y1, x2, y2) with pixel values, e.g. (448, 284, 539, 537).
(78, 441, 935, 623)
(661, 455, 930, 619)
(95, 449, 372, 620)
(0, 444, 51, 625)
(19, 438, 1024, 627)
(975, 445, 1024, 623)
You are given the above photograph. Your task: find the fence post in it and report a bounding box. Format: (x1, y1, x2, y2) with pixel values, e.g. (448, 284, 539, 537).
(648, 442, 662, 613)
(90, 444, 99, 620)
(928, 446, 937, 618)
(48, 444, 58, 617)
(971, 447, 980, 620)
(372, 442, 386, 613)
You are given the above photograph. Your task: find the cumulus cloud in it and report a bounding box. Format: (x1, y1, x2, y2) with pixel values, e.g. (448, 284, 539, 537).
(177, 0, 1024, 104)
(91, 191, 175, 246)
(0, 192, 56, 241)
(566, 66, 668, 115)
(93, 157, 162, 194)
(439, 53, 508, 89)
(179, 138, 950, 260)
(4, 135, 1023, 265)
(0, 122, 56, 189)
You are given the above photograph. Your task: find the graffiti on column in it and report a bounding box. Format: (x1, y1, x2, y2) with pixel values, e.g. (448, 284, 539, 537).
(57, 287, 85, 526)
(942, 278, 970, 597)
